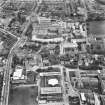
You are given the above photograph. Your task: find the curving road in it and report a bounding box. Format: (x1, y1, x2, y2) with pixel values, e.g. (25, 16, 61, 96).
(0, 19, 31, 105)
(0, 1, 40, 105)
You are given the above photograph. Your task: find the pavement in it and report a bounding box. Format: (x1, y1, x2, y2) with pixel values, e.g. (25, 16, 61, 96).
(0, 27, 19, 105)
(0, 36, 27, 105)
(0, 2, 41, 105)
(0, 17, 29, 105)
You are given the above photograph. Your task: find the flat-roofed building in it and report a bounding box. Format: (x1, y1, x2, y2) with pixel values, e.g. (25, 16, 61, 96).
(60, 41, 78, 55)
(37, 66, 67, 105)
(11, 65, 26, 84)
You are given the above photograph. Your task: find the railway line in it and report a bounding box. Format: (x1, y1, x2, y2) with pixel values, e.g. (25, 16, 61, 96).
(0, 1, 40, 105)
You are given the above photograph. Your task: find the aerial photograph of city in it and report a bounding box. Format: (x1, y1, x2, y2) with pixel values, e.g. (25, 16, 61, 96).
(0, 0, 105, 105)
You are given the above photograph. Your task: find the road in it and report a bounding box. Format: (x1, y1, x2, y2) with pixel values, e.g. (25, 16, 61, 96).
(0, 32, 27, 105)
(0, 1, 40, 105)
(0, 12, 32, 105)
(0, 28, 19, 39)
(1, 37, 28, 105)
(1, 13, 31, 105)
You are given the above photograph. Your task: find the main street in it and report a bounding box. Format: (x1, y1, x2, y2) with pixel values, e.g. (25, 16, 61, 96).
(0, 15, 32, 105)
(0, 27, 28, 105)
(0, 1, 40, 105)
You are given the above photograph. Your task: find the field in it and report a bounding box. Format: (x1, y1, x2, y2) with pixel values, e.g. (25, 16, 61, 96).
(9, 86, 38, 105)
